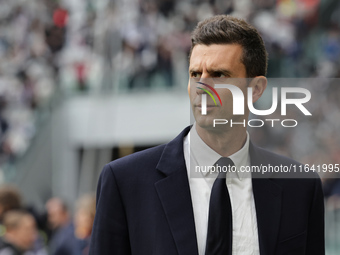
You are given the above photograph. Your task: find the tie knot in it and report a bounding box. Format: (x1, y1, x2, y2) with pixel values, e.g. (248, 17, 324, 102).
(214, 157, 234, 178)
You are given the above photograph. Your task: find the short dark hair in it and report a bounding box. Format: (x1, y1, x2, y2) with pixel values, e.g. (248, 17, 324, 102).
(0, 185, 22, 218)
(190, 15, 268, 78)
(3, 210, 32, 231)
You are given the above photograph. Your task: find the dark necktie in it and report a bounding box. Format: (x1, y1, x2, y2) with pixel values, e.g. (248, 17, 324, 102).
(205, 157, 234, 255)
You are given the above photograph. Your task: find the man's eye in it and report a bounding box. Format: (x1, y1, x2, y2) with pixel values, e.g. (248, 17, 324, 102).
(214, 73, 226, 78)
(191, 72, 201, 78)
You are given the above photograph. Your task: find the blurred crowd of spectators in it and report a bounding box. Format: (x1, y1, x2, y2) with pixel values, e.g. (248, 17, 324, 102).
(0, 185, 95, 255)
(0, 0, 67, 166)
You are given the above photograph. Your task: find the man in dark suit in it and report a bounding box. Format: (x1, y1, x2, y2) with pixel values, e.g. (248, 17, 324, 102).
(89, 15, 324, 255)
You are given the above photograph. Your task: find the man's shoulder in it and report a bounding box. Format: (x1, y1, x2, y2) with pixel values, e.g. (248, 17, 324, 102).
(253, 144, 302, 166)
(105, 144, 167, 174)
(0, 237, 21, 255)
(102, 126, 191, 178)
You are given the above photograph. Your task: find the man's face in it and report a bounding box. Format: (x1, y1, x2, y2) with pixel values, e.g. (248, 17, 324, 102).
(188, 44, 249, 131)
(11, 215, 37, 250)
(46, 199, 69, 229)
(74, 208, 95, 239)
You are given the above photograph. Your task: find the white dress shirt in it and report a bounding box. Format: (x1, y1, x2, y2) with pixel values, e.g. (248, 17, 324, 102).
(183, 124, 260, 255)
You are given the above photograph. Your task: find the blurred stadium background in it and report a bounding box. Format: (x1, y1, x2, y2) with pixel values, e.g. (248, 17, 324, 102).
(0, 0, 339, 254)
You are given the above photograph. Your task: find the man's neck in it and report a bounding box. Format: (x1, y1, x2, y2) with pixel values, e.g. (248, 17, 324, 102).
(195, 124, 247, 157)
(3, 235, 25, 253)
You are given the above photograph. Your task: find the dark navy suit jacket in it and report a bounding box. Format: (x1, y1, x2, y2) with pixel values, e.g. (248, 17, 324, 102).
(89, 126, 324, 255)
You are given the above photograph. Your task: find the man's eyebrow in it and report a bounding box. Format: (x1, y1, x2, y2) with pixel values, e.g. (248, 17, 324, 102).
(207, 68, 233, 76)
(188, 68, 200, 73)
(188, 68, 232, 73)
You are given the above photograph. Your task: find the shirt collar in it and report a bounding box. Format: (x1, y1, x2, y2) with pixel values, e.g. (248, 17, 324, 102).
(189, 123, 250, 180)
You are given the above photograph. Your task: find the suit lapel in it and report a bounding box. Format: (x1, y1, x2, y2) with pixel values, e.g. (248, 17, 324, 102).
(155, 126, 199, 255)
(250, 142, 282, 255)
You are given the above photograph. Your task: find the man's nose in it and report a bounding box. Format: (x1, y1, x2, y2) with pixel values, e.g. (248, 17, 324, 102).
(196, 83, 205, 95)
(200, 70, 213, 79)
(195, 78, 215, 95)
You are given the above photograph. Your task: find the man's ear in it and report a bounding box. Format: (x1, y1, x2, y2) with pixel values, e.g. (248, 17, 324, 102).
(187, 80, 190, 95)
(249, 76, 267, 103)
